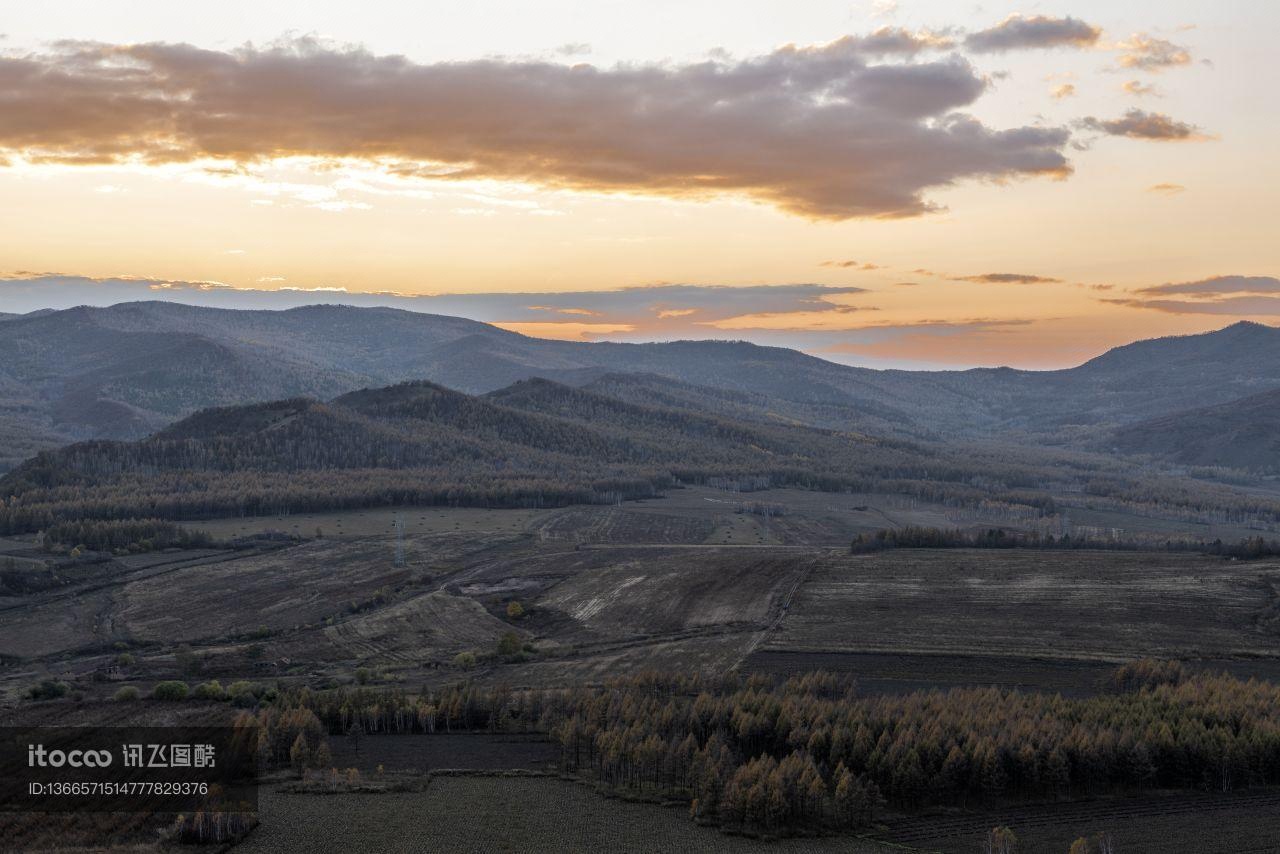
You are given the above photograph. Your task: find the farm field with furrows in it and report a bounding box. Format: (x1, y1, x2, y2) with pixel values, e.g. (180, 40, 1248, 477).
(6, 504, 1280, 852)
(176, 483, 1280, 554)
(6, 499, 1280, 702)
(759, 549, 1280, 684)
(180, 486, 976, 548)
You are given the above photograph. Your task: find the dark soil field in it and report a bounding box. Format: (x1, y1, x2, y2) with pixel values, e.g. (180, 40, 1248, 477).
(327, 733, 559, 774)
(757, 549, 1280, 694)
(239, 776, 895, 854)
(880, 788, 1280, 853)
(744, 650, 1124, 697)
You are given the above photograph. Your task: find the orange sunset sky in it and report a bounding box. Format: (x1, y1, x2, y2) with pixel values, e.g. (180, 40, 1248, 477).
(1, 0, 1276, 368)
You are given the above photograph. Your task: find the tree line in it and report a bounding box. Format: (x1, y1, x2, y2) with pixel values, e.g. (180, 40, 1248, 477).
(39, 517, 216, 553)
(263, 665, 1280, 838)
(851, 526, 1280, 559)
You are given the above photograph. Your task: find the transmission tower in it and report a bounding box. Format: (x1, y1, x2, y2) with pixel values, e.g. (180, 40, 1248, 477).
(394, 513, 405, 566)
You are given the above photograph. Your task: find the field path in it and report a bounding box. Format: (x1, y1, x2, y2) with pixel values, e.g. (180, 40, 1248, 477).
(732, 553, 826, 670)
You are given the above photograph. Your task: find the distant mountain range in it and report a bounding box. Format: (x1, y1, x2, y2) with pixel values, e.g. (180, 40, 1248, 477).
(0, 301, 1277, 472)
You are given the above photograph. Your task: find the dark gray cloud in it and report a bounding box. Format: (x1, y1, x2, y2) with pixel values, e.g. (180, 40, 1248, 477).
(965, 15, 1102, 53)
(1105, 296, 1280, 316)
(0, 36, 1073, 219)
(952, 272, 1062, 284)
(1080, 109, 1204, 141)
(1105, 276, 1280, 315)
(1133, 275, 1280, 297)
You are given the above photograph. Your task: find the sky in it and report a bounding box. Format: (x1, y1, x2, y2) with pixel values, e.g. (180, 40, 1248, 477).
(1, 0, 1276, 369)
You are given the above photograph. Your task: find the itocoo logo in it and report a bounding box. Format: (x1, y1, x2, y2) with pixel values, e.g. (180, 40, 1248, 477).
(28, 744, 113, 768)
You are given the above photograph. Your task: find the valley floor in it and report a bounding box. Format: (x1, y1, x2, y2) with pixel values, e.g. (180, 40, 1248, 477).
(5, 488, 1280, 702)
(5, 489, 1280, 852)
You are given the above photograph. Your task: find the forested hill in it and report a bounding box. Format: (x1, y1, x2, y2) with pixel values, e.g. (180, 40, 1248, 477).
(0, 378, 1077, 533)
(5, 376, 1280, 539)
(1111, 387, 1280, 473)
(1, 302, 1278, 472)
(938, 320, 1280, 432)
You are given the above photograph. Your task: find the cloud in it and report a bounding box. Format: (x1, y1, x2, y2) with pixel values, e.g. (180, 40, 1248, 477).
(965, 15, 1102, 53)
(1105, 276, 1280, 315)
(1050, 83, 1076, 100)
(311, 200, 372, 212)
(816, 317, 1118, 368)
(0, 36, 1073, 219)
(0, 273, 870, 332)
(527, 305, 601, 316)
(868, 0, 898, 19)
(952, 272, 1062, 284)
(1116, 34, 1192, 72)
(1104, 296, 1280, 316)
(491, 321, 634, 340)
(820, 260, 882, 270)
(1132, 275, 1280, 297)
(1146, 182, 1185, 195)
(853, 27, 955, 55)
(1080, 109, 1205, 141)
(1121, 80, 1159, 97)
(700, 303, 878, 332)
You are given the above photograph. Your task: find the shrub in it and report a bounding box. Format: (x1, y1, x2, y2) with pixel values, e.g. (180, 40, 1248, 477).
(152, 680, 190, 701)
(192, 680, 227, 701)
(453, 651, 477, 669)
(497, 631, 521, 657)
(113, 686, 140, 702)
(115, 652, 136, 667)
(354, 668, 372, 685)
(506, 601, 525, 620)
(29, 680, 69, 701)
(231, 690, 259, 708)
